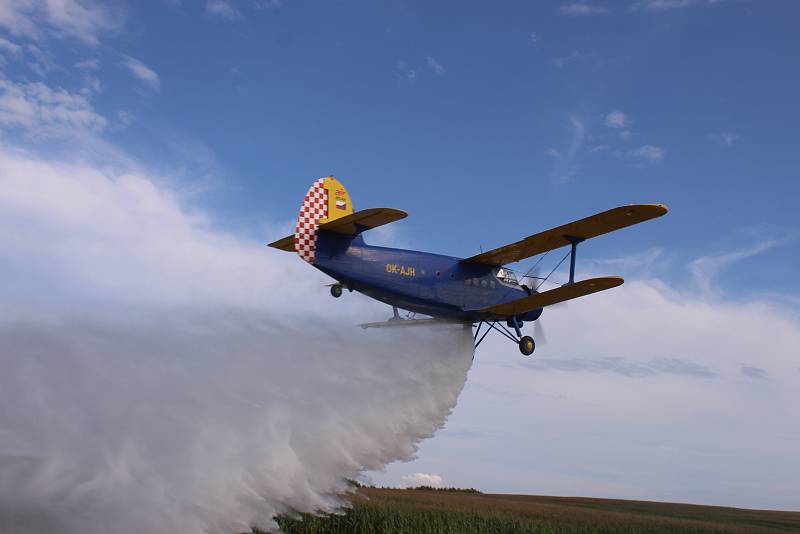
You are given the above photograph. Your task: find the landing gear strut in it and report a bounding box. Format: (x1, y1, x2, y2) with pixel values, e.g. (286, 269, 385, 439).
(473, 317, 537, 356)
(330, 284, 343, 298)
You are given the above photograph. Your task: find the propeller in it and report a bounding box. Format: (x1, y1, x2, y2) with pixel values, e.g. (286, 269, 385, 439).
(534, 319, 547, 345)
(519, 265, 567, 346)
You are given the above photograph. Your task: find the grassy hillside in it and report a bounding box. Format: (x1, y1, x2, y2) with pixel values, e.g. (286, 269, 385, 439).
(268, 487, 800, 534)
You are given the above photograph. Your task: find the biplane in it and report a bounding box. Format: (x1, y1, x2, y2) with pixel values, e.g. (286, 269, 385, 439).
(268, 177, 667, 355)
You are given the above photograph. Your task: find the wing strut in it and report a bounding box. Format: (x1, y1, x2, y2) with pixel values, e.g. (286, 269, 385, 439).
(565, 235, 584, 285)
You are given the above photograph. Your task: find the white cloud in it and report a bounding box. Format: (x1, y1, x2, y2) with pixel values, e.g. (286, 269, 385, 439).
(560, 3, 610, 15)
(689, 237, 787, 296)
(0, 0, 119, 45)
(116, 109, 133, 127)
(552, 50, 599, 69)
(633, 0, 728, 10)
(553, 50, 579, 69)
(206, 0, 240, 19)
(372, 246, 800, 509)
(401, 473, 444, 488)
(396, 60, 416, 82)
(605, 109, 631, 129)
(75, 58, 99, 70)
(254, 0, 283, 9)
(549, 115, 586, 183)
(710, 132, 739, 146)
(0, 78, 106, 137)
(530, 31, 539, 45)
(0, 36, 22, 57)
(628, 144, 665, 162)
(122, 55, 160, 90)
(426, 55, 445, 75)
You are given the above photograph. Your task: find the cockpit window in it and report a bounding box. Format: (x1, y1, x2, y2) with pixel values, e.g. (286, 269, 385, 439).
(495, 268, 518, 286)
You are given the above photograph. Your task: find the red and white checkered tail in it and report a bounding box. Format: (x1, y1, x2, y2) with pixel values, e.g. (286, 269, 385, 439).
(294, 176, 354, 264)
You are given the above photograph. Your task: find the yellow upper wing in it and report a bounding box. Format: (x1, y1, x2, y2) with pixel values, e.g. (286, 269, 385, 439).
(465, 204, 668, 266)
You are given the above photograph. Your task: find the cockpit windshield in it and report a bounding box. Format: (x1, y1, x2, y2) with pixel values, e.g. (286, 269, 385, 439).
(495, 268, 518, 286)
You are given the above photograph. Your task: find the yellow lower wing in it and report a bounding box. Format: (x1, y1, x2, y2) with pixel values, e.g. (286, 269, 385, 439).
(479, 276, 624, 316)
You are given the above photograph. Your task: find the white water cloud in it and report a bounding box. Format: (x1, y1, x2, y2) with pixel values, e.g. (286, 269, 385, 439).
(0, 146, 474, 533)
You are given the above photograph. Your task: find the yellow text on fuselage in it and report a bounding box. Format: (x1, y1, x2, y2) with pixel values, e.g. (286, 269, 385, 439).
(385, 263, 416, 277)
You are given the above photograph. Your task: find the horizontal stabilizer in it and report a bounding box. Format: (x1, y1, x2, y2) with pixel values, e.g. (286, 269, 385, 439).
(465, 204, 668, 266)
(479, 276, 624, 316)
(267, 207, 408, 251)
(360, 318, 466, 329)
(267, 234, 295, 252)
(319, 207, 407, 235)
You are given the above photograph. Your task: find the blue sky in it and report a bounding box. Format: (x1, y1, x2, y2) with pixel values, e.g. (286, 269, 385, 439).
(1, 0, 799, 519)
(4, 0, 799, 258)
(5, 0, 793, 294)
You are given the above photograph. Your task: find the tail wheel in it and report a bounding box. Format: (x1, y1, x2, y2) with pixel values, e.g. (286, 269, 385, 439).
(519, 335, 535, 356)
(330, 284, 343, 298)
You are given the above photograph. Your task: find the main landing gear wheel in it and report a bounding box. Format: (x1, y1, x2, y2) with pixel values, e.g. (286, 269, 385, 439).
(519, 335, 535, 356)
(330, 284, 343, 298)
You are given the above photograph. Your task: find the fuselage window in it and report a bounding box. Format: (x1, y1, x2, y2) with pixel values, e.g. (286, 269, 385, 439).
(481, 280, 487, 288)
(495, 268, 518, 286)
(490, 281, 496, 289)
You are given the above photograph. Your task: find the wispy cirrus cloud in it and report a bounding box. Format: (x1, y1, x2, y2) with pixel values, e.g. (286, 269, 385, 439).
(206, 0, 240, 19)
(710, 132, 739, 146)
(689, 237, 782, 296)
(627, 144, 665, 162)
(552, 50, 600, 69)
(560, 2, 610, 15)
(396, 60, 416, 82)
(605, 109, 631, 129)
(548, 115, 586, 183)
(0, 78, 106, 137)
(633, 0, 730, 11)
(426, 55, 445, 75)
(122, 55, 160, 90)
(0, 36, 22, 58)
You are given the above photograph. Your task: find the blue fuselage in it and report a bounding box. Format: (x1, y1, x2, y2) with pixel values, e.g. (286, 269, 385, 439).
(314, 232, 543, 322)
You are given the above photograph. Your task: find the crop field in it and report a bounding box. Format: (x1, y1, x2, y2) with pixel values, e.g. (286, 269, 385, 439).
(267, 487, 800, 534)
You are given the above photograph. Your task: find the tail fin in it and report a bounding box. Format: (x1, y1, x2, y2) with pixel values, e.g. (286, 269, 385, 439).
(294, 176, 354, 263)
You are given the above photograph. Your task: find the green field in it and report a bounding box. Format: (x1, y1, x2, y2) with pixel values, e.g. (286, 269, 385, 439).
(267, 487, 800, 534)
